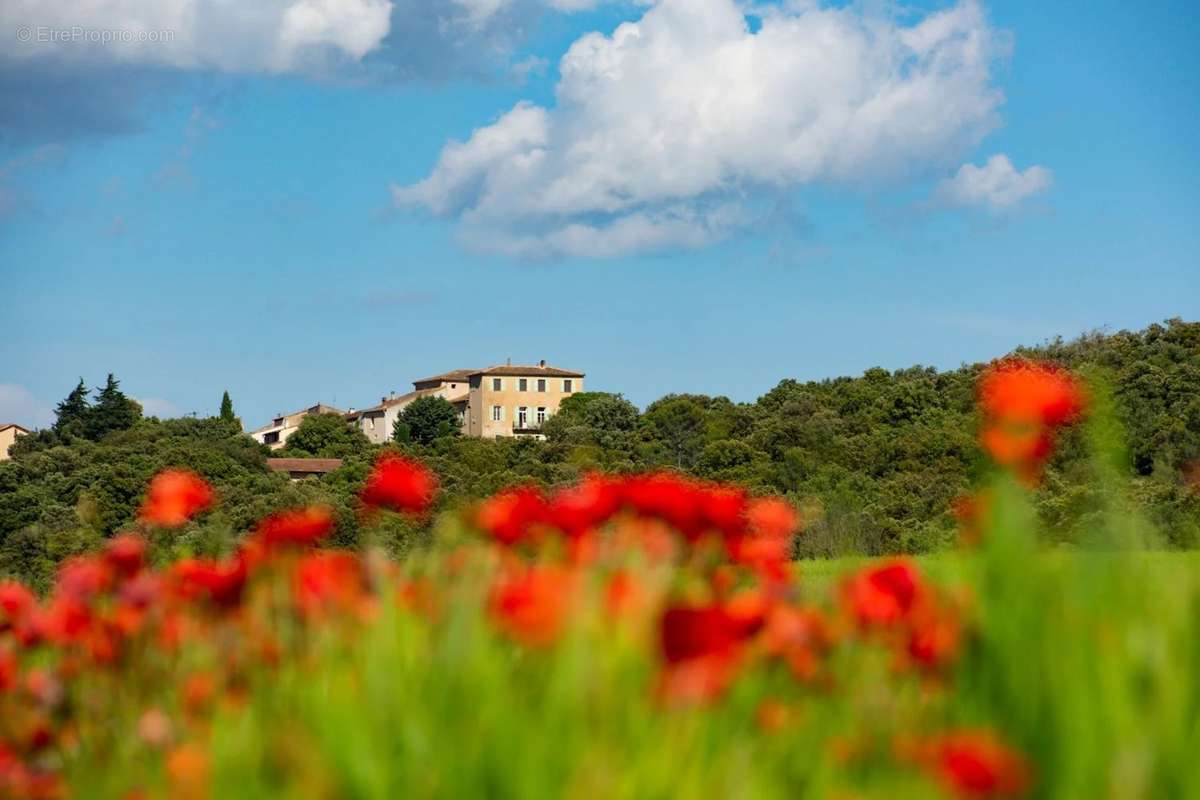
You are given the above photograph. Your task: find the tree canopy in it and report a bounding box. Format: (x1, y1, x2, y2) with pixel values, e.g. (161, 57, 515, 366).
(396, 396, 461, 446)
(1, 320, 1197, 590)
(279, 413, 371, 459)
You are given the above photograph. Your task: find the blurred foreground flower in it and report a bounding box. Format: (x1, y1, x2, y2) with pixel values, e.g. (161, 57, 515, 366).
(977, 359, 1085, 485)
(138, 470, 214, 528)
(361, 452, 438, 515)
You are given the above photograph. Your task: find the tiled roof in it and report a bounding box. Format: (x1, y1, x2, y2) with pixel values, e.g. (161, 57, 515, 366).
(348, 387, 441, 418)
(0, 424, 30, 434)
(266, 458, 344, 474)
(412, 369, 478, 385)
(475, 365, 584, 378)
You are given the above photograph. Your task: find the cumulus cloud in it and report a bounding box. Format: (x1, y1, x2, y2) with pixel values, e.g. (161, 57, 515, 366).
(935, 154, 1052, 212)
(0, 0, 615, 144)
(392, 0, 1009, 258)
(0, 384, 54, 430)
(2, 0, 393, 73)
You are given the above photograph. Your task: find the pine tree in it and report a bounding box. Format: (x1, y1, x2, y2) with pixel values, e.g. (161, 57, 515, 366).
(220, 391, 236, 423)
(53, 379, 91, 435)
(85, 374, 140, 440)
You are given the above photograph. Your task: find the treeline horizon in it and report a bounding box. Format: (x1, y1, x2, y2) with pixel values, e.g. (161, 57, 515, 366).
(2, 318, 1197, 589)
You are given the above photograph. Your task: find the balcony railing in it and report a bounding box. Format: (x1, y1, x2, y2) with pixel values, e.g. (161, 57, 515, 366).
(513, 418, 545, 433)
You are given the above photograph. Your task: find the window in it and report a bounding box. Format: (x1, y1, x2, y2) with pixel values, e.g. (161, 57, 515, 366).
(536, 407, 547, 426)
(537, 378, 546, 392)
(492, 378, 503, 391)
(563, 379, 574, 393)
(263, 431, 280, 444)
(519, 378, 528, 391)
(491, 405, 503, 422)
(518, 407, 528, 428)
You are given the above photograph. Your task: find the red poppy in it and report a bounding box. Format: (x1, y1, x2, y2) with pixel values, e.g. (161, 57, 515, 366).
(657, 602, 762, 703)
(698, 485, 749, 537)
(361, 453, 438, 514)
(728, 496, 800, 579)
(622, 473, 705, 540)
(978, 359, 1084, 427)
(977, 360, 1085, 484)
(475, 486, 549, 546)
(103, 534, 147, 579)
(907, 607, 961, 672)
(138, 470, 214, 528)
(55, 556, 113, 603)
(0, 647, 16, 693)
(488, 565, 574, 647)
(255, 506, 335, 550)
(980, 424, 1055, 485)
(169, 557, 247, 608)
(546, 474, 622, 538)
(762, 604, 832, 682)
(844, 559, 923, 627)
(0, 581, 36, 627)
(292, 552, 368, 618)
(925, 730, 1031, 798)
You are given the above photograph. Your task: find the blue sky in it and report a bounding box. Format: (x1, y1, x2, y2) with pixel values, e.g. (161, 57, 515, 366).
(1, 0, 1197, 430)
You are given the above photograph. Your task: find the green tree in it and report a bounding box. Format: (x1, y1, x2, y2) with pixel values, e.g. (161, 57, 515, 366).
(542, 392, 639, 448)
(640, 395, 707, 468)
(279, 413, 370, 459)
(85, 374, 141, 440)
(220, 391, 237, 426)
(53, 378, 91, 436)
(396, 396, 461, 446)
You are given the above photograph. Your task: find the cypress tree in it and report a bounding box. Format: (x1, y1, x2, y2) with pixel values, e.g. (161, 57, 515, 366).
(220, 391, 236, 423)
(86, 374, 140, 440)
(53, 379, 91, 435)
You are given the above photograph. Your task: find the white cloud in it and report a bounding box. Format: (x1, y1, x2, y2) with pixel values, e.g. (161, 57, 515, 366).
(393, 0, 1009, 258)
(935, 154, 1052, 212)
(134, 396, 182, 418)
(2, 0, 394, 73)
(0, 384, 54, 430)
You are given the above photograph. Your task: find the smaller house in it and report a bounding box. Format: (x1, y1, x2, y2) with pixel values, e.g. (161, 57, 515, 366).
(266, 458, 344, 480)
(250, 403, 343, 450)
(348, 371, 471, 444)
(0, 424, 30, 460)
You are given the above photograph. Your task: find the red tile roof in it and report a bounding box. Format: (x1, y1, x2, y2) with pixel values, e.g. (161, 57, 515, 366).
(475, 365, 584, 378)
(266, 458, 344, 474)
(412, 369, 478, 385)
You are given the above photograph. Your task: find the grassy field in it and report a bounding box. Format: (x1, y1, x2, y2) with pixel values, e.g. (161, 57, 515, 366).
(47, 485, 1200, 799)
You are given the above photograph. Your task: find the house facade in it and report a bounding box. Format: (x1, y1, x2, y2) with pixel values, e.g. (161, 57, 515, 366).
(0, 424, 29, 460)
(256, 361, 584, 448)
(465, 362, 584, 438)
(347, 370, 472, 445)
(249, 403, 343, 450)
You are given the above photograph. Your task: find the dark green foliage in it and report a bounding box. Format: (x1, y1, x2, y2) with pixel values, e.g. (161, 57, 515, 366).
(396, 396, 461, 446)
(52, 379, 90, 436)
(279, 413, 371, 459)
(85, 374, 141, 439)
(1, 321, 1196, 590)
(220, 391, 238, 426)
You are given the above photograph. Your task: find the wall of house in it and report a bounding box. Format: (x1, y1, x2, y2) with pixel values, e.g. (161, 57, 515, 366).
(354, 411, 390, 444)
(0, 427, 25, 460)
(468, 373, 583, 439)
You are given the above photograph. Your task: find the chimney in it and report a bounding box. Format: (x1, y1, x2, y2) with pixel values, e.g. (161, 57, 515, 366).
(506, 357, 512, 366)
(381, 396, 387, 404)
(539, 359, 546, 368)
